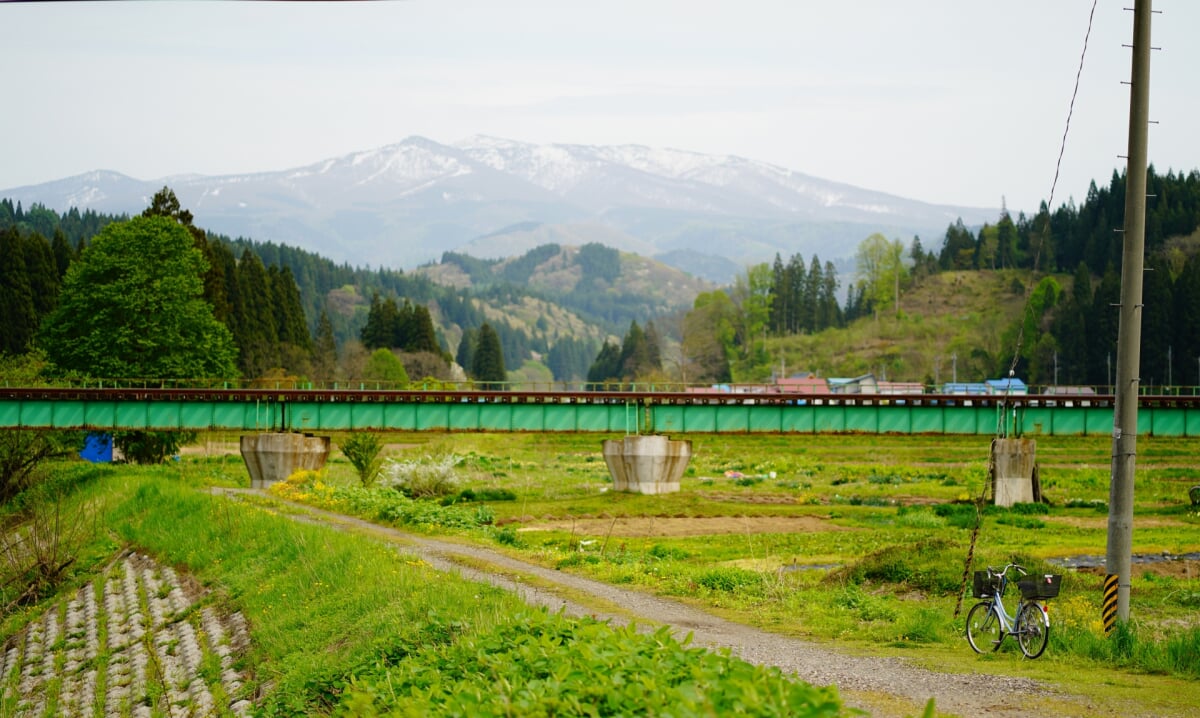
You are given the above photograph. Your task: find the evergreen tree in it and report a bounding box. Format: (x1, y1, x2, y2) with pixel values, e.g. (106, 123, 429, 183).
(782, 254, 801, 336)
(472, 323, 507, 388)
(51, 228, 73, 278)
(361, 293, 399, 350)
(0, 227, 37, 355)
(456, 327, 478, 376)
(1172, 255, 1200, 389)
(1140, 256, 1173, 390)
(618, 321, 650, 380)
(939, 219, 977, 270)
(21, 230, 59, 322)
(406, 304, 441, 354)
(312, 310, 338, 382)
(233, 249, 279, 378)
(586, 341, 622, 388)
(769, 253, 788, 334)
(819, 260, 842, 330)
(1086, 266, 1122, 388)
(1051, 263, 1091, 385)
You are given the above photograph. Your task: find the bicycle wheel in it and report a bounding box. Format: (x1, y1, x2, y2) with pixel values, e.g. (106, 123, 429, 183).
(966, 601, 1002, 653)
(1016, 601, 1050, 659)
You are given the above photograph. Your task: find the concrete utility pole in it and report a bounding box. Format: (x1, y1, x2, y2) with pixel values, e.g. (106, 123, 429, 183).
(1107, 0, 1153, 624)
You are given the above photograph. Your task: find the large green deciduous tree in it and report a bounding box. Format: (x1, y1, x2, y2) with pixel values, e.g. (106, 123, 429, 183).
(39, 215, 238, 379)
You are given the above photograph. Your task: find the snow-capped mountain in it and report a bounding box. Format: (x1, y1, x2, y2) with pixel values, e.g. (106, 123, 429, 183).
(1, 136, 995, 280)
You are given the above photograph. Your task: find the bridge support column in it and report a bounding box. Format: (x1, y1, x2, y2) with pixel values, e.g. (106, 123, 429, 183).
(990, 437, 1039, 507)
(240, 432, 330, 489)
(602, 435, 691, 495)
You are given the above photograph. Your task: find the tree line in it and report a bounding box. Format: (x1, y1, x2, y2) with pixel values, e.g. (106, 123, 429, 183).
(2, 191, 314, 381)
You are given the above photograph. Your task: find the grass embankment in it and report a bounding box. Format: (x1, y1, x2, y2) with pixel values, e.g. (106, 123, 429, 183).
(0, 462, 845, 717)
(273, 430, 1200, 716)
(761, 269, 1037, 382)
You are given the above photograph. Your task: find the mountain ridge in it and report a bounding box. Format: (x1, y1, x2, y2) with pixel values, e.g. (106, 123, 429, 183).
(1, 136, 997, 282)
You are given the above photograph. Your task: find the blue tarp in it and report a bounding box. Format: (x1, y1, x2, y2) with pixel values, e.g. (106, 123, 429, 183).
(80, 433, 113, 463)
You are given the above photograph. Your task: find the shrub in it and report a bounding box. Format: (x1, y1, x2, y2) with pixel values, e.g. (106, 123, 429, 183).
(385, 452, 461, 498)
(340, 432, 384, 487)
(828, 539, 961, 594)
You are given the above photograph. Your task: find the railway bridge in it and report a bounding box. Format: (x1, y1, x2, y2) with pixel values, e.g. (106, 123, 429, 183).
(3, 386, 1200, 437)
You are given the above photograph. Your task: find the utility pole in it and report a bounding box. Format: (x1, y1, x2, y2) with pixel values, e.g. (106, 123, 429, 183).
(1107, 0, 1153, 625)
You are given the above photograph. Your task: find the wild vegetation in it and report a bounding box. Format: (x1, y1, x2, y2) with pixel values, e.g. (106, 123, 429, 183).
(0, 454, 850, 717)
(1, 431, 1197, 714)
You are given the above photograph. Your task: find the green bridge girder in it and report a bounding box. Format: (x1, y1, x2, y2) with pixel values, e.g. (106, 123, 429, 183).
(4, 388, 1200, 436)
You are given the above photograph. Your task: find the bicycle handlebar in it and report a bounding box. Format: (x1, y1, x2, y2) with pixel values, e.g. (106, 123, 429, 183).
(985, 563, 1027, 578)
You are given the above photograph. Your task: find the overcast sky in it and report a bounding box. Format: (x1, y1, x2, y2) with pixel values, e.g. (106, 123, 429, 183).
(3, 0, 1198, 215)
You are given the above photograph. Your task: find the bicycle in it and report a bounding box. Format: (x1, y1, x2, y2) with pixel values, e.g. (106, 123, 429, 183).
(965, 563, 1060, 659)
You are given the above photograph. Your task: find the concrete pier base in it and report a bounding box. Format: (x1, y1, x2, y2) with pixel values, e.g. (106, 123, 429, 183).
(990, 437, 1039, 507)
(602, 435, 692, 495)
(240, 433, 330, 489)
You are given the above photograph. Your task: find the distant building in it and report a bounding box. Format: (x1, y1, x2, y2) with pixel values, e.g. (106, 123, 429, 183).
(986, 378, 1028, 395)
(775, 373, 828, 394)
(942, 382, 989, 395)
(828, 374, 878, 394)
(1044, 385, 1097, 396)
(877, 381, 925, 395)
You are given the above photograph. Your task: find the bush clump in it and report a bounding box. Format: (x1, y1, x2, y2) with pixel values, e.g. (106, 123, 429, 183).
(385, 452, 462, 498)
(339, 612, 847, 716)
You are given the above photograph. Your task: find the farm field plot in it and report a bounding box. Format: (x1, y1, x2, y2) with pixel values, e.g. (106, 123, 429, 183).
(261, 430, 1200, 715)
(3, 431, 1198, 716)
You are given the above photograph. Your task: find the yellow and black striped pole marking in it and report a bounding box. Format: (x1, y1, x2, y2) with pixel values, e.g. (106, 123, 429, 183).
(1103, 574, 1120, 634)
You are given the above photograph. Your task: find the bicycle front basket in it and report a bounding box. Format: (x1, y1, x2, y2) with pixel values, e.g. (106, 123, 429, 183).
(972, 571, 1001, 598)
(1018, 574, 1062, 600)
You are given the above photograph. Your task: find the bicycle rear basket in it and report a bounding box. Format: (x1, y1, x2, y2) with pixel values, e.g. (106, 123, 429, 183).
(972, 571, 1002, 598)
(1018, 574, 1062, 599)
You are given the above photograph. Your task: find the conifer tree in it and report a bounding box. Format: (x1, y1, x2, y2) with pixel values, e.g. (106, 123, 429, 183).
(312, 310, 338, 382)
(0, 227, 37, 355)
(586, 341, 622, 388)
(234, 249, 279, 377)
(472, 322, 507, 388)
(456, 327, 478, 376)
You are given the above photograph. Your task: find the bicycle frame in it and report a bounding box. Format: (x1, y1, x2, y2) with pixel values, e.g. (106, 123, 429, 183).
(988, 588, 1018, 633)
(966, 563, 1053, 659)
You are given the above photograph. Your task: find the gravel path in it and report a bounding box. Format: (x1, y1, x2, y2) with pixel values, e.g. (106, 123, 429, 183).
(231, 490, 1097, 718)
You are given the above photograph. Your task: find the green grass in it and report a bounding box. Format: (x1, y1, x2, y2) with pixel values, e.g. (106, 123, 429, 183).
(2, 460, 849, 717)
(303, 432, 1200, 691)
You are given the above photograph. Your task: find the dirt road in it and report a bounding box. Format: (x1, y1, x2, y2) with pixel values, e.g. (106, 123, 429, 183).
(222, 490, 1117, 718)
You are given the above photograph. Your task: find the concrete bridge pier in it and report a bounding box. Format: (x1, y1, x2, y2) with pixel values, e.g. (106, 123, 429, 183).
(602, 435, 692, 495)
(240, 432, 331, 488)
(990, 437, 1039, 507)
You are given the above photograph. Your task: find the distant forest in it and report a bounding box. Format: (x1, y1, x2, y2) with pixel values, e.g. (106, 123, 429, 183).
(4, 165, 1200, 387)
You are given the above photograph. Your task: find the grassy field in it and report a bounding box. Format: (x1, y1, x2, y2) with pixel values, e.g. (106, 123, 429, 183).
(276, 429, 1200, 715)
(4, 429, 1198, 716)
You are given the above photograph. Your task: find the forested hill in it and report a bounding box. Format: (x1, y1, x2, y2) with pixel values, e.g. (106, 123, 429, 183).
(936, 166, 1200, 275)
(416, 243, 712, 328)
(0, 196, 688, 383)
